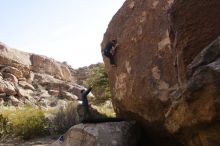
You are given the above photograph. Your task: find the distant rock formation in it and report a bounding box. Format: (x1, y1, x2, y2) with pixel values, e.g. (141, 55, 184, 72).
(30, 54, 73, 82)
(102, 0, 220, 145)
(0, 42, 83, 107)
(0, 42, 73, 82)
(73, 63, 103, 85)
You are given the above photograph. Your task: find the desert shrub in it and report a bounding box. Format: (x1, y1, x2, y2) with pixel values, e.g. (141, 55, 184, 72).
(49, 102, 78, 134)
(85, 64, 111, 104)
(0, 106, 48, 139)
(0, 114, 12, 139)
(49, 101, 114, 134)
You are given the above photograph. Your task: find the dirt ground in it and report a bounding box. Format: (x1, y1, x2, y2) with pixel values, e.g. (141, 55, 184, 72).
(0, 135, 60, 146)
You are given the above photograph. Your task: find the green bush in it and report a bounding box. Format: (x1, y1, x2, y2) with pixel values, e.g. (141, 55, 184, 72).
(0, 103, 79, 139)
(85, 64, 111, 104)
(0, 114, 12, 138)
(0, 106, 48, 139)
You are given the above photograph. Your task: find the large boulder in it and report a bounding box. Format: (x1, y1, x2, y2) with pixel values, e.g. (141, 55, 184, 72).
(102, 0, 220, 145)
(52, 121, 140, 146)
(165, 37, 220, 146)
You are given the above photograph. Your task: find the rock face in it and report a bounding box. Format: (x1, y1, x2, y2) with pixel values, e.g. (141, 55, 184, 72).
(102, 0, 220, 145)
(165, 38, 220, 146)
(52, 121, 140, 146)
(31, 54, 72, 82)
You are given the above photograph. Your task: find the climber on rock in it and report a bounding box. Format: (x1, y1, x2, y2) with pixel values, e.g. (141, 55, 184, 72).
(103, 39, 119, 67)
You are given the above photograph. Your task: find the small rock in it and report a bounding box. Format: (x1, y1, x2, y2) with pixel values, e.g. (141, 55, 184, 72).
(0, 72, 3, 80)
(1, 66, 23, 78)
(38, 89, 51, 99)
(0, 93, 6, 98)
(60, 91, 78, 101)
(4, 73, 18, 83)
(18, 77, 27, 81)
(8, 96, 20, 106)
(18, 81, 35, 91)
(26, 71, 34, 84)
(0, 98, 4, 105)
(4, 81, 17, 95)
(16, 86, 34, 100)
(48, 90, 60, 96)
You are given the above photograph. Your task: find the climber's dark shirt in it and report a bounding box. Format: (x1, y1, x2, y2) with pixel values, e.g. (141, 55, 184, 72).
(104, 42, 114, 54)
(81, 87, 92, 107)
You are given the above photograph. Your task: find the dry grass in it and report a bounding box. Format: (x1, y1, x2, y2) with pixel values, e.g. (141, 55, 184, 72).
(92, 100, 116, 118)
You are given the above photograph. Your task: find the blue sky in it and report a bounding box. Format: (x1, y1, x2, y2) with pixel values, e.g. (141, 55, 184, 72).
(0, 0, 125, 68)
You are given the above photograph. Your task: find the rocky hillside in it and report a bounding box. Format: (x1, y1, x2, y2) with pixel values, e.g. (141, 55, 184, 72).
(0, 42, 84, 107)
(102, 0, 220, 146)
(73, 63, 103, 86)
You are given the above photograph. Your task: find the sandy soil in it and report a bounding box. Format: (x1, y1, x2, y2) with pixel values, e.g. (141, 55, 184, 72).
(0, 135, 60, 146)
